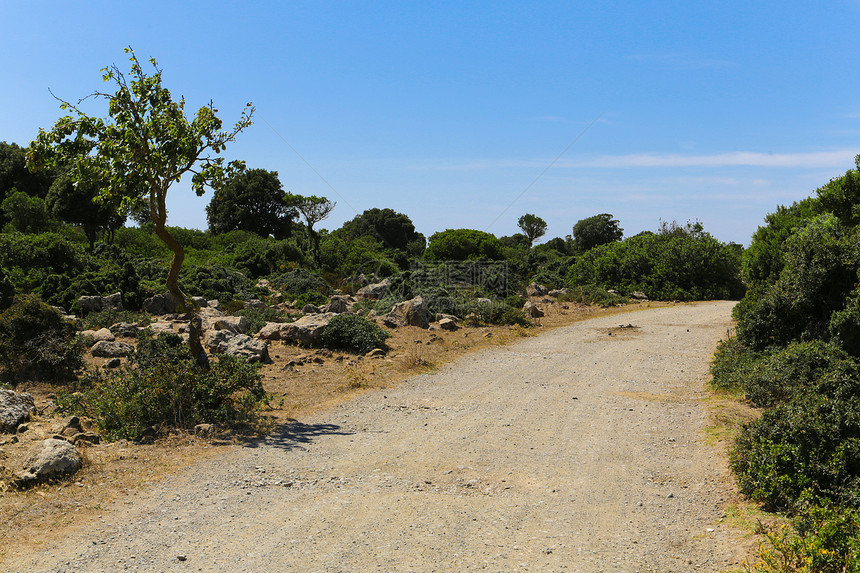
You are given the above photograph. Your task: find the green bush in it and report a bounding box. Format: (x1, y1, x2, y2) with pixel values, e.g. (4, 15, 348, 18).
(179, 264, 256, 302)
(464, 300, 531, 327)
(318, 313, 391, 354)
(749, 505, 860, 573)
(0, 294, 84, 383)
(558, 284, 628, 307)
(236, 306, 291, 335)
(731, 375, 860, 513)
(743, 341, 857, 408)
(709, 334, 765, 394)
(424, 229, 505, 261)
(271, 268, 330, 300)
(81, 309, 151, 331)
(567, 224, 745, 301)
(62, 333, 267, 441)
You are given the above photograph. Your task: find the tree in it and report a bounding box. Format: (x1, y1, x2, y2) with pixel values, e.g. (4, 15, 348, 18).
(283, 193, 335, 265)
(572, 213, 623, 252)
(340, 207, 424, 253)
(28, 47, 253, 364)
(206, 168, 296, 239)
(517, 213, 547, 247)
(0, 142, 55, 227)
(46, 173, 126, 249)
(1, 191, 53, 234)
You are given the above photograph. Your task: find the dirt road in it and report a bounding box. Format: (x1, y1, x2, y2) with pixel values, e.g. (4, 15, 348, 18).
(9, 301, 742, 572)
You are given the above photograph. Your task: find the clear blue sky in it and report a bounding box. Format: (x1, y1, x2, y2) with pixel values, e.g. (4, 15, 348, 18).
(3, 1, 859, 246)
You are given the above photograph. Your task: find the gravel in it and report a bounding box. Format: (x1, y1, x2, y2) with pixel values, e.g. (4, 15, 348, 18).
(6, 301, 744, 572)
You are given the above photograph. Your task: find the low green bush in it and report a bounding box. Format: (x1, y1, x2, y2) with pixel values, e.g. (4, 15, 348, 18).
(749, 505, 860, 573)
(0, 294, 84, 383)
(731, 375, 860, 513)
(81, 309, 151, 331)
(318, 313, 391, 354)
(743, 341, 857, 407)
(463, 301, 531, 327)
(709, 334, 764, 394)
(236, 306, 292, 335)
(558, 284, 627, 307)
(60, 333, 267, 441)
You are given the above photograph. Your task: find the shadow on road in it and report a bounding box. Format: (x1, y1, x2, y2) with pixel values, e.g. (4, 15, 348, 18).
(241, 419, 354, 451)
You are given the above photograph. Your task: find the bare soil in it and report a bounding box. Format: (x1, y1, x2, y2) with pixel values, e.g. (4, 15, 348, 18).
(1, 300, 758, 571)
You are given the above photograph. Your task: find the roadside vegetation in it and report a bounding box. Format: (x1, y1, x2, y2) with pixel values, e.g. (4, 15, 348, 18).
(711, 155, 860, 572)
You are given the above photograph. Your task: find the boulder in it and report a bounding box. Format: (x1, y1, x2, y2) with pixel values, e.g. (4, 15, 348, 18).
(384, 296, 430, 329)
(90, 328, 115, 343)
(91, 340, 134, 358)
(547, 288, 570, 298)
(16, 438, 82, 485)
(246, 299, 268, 310)
(270, 313, 336, 346)
(142, 293, 178, 315)
(0, 389, 35, 433)
(323, 295, 352, 314)
(109, 321, 141, 337)
(302, 303, 323, 314)
(439, 317, 459, 331)
(77, 292, 123, 314)
(191, 296, 209, 308)
(523, 301, 545, 318)
(208, 331, 269, 363)
(526, 283, 548, 297)
(630, 291, 649, 300)
(224, 335, 270, 363)
(212, 316, 249, 334)
(356, 278, 391, 301)
(148, 321, 175, 335)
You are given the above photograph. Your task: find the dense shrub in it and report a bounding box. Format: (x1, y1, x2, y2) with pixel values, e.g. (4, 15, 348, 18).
(463, 300, 531, 327)
(732, 375, 860, 513)
(179, 264, 256, 302)
(63, 333, 267, 441)
(742, 341, 858, 408)
(736, 214, 860, 351)
(236, 306, 291, 335)
(567, 223, 744, 301)
(0, 294, 84, 383)
(318, 313, 391, 354)
(424, 229, 505, 261)
(709, 335, 766, 394)
(558, 284, 628, 307)
(270, 268, 330, 300)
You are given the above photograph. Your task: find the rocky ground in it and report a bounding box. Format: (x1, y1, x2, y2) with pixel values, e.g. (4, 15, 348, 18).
(1, 301, 756, 572)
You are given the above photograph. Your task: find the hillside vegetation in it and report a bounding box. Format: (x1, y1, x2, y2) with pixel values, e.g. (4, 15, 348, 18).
(712, 155, 860, 572)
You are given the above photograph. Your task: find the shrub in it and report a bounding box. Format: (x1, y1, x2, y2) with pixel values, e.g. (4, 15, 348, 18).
(271, 268, 330, 300)
(62, 333, 267, 441)
(318, 313, 391, 354)
(709, 334, 765, 394)
(81, 309, 151, 331)
(749, 505, 860, 573)
(236, 306, 291, 335)
(424, 229, 505, 261)
(0, 294, 84, 383)
(179, 264, 256, 302)
(743, 341, 857, 408)
(731, 376, 860, 513)
(558, 284, 627, 307)
(463, 300, 531, 327)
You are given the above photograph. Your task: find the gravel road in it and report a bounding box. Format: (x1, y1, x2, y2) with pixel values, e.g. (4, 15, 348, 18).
(8, 301, 742, 573)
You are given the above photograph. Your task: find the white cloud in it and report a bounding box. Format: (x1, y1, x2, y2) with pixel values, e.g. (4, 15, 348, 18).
(556, 150, 858, 169)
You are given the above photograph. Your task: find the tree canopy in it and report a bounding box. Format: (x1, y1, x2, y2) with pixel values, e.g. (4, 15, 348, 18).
(207, 168, 295, 239)
(340, 207, 424, 252)
(424, 229, 504, 261)
(283, 193, 335, 265)
(46, 173, 126, 248)
(517, 213, 547, 247)
(572, 213, 623, 252)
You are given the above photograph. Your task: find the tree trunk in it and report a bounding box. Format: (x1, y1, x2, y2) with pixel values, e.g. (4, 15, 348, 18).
(153, 221, 210, 370)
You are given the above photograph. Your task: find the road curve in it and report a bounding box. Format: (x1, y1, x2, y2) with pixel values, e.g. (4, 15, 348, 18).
(10, 301, 740, 572)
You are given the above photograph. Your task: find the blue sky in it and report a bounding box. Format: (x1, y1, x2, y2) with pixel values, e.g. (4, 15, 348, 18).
(2, 1, 859, 246)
